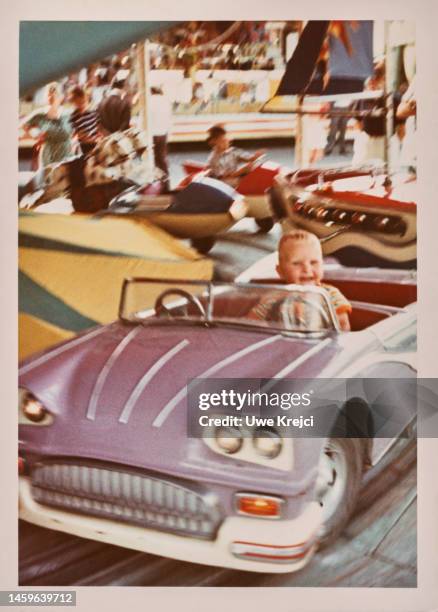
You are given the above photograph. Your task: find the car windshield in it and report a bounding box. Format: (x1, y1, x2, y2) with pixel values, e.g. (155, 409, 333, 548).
(119, 279, 339, 334)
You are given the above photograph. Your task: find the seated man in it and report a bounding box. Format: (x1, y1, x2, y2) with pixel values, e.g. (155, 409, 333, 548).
(206, 124, 266, 188)
(249, 230, 351, 331)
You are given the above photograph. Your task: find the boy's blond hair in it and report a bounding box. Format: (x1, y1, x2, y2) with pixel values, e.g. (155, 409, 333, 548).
(278, 230, 322, 257)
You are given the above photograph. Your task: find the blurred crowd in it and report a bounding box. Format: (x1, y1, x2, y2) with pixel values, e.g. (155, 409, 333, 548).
(150, 21, 284, 72)
(151, 42, 278, 73)
(20, 22, 290, 123)
(19, 25, 416, 178)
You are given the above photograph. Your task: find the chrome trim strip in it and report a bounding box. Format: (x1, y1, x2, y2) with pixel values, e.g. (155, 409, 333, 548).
(118, 339, 190, 424)
(19, 326, 107, 376)
(86, 327, 142, 421)
(153, 335, 283, 428)
(230, 540, 316, 563)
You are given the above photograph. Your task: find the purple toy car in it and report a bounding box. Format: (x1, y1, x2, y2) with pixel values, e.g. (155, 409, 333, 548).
(18, 269, 416, 573)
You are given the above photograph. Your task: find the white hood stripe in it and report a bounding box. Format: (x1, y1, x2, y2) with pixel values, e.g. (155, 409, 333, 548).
(119, 339, 190, 424)
(87, 327, 142, 421)
(19, 326, 107, 376)
(263, 338, 332, 392)
(153, 334, 282, 428)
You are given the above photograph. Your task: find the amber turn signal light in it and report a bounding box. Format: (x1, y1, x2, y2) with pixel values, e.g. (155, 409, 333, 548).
(236, 494, 282, 518)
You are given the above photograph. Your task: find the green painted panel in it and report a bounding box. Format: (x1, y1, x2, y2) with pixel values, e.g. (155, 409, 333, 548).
(19, 269, 97, 332)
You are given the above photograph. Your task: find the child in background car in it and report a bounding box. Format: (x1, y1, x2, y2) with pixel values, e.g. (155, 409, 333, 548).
(249, 230, 351, 331)
(206, 124, 266, 188)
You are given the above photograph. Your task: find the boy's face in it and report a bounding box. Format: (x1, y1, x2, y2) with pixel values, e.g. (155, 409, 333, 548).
(211, 133, 229, 152)
(276, 240, 323, 285)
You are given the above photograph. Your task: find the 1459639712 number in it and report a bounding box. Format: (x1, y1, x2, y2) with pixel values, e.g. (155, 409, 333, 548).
(3, 591, 76, 606)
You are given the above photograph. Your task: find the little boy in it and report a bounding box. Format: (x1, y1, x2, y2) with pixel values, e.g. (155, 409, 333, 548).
(250, 230, 351, 331)
(206, 124, 266, 187)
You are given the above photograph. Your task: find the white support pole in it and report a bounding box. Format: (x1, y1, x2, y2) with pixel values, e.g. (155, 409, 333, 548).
(384, 21, 393, 169)
(135, 39, 155, 174)
(294, 22, 305, 168)
(144, 39, 155, 174)
(135, 41, 147, 131)
(295, 95, 304, 168)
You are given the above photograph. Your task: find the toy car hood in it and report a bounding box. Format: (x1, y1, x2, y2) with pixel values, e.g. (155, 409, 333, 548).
(19, 321, 339, 484)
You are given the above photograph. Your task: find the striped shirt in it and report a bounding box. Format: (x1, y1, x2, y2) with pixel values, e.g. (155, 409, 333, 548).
(207, 147, 253, 179)
(321, 283, 352, 315)
(70, 109, 99, 145)
(248, 283, 351, 329)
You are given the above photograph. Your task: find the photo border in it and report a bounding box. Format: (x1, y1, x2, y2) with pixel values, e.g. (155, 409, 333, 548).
(3, 1, 438, 609)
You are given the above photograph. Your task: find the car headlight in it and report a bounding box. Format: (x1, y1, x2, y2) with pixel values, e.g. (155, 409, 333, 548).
(204, 424, 292, 471)
(252, 427, 283, 459)
(19, 388, 53, 425)
(215, 426, 243, 454)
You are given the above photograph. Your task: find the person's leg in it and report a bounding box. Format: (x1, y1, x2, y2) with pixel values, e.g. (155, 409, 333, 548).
(336, 115, 348, 154)
(153, 134, 170, 192)
(325, 115, 338, 154)
(309, 147, 324, 164)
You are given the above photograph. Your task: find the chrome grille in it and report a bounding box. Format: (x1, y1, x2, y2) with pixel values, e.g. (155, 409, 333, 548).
(31, 462, 223, 540)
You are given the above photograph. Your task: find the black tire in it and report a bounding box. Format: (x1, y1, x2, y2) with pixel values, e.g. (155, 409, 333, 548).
(191, 236, 216, 254)
(255, 217, 275, 233)
(315, 437, 364, 547)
